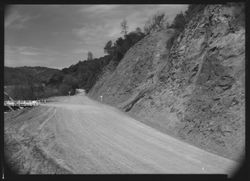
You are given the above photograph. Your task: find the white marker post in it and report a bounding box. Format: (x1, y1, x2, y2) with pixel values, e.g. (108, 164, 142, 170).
(100, 95, 103, 102)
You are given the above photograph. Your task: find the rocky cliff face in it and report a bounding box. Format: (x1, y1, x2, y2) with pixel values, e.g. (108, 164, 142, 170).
(89, 4, 245, 161)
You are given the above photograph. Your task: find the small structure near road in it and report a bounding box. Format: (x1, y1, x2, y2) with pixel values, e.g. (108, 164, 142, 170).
(4, 91, 43, 112)
(4, 100, 41, 107)
(76, 89, 86, 95)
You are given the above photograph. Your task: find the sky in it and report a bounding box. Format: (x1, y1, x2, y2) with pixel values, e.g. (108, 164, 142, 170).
(5, 5, 188, 69)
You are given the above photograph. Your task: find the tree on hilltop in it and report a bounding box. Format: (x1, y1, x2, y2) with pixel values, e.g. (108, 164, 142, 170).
(87, 51, 93, 60)
(135, 27, 142, 34)
(121, 19, 129, 36)
(104, 40, 113, 55)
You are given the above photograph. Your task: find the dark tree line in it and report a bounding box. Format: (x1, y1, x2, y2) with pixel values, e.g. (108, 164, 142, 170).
(47, 55, 112, 94)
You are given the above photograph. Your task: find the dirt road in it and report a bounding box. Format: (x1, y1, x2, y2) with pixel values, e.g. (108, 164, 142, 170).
(4, 94, 239, 175)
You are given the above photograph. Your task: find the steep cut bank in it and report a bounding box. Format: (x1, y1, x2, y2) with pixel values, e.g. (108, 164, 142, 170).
(89, 4, 245, 161)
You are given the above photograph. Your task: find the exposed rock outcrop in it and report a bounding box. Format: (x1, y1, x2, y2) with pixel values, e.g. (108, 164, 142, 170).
(89, 4, 245, 161)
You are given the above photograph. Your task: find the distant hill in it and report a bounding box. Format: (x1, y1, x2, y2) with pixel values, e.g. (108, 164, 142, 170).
(4, 22, 145, 97)
(4, 55, 112, 99)
(4, 66, 61, 86)
(4, 66, 62, 100)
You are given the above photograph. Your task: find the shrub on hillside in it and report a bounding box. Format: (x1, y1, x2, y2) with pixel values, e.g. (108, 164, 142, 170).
(47, 72, 64, 85)
(62, 74, 79, 89)
(230, 2, 245, 28)
(143, 12, 169, 34)
(184, 4, 206, 23)
(103, 28, 145, 66)
(104, 41, 114, 55)
(169, 12, 186, 32)
(9, 85, 35, 100)
(166, 5, 207, 51)
(166, 31, 179, 50)
(43, 86, 60, 98)
(59, 83, 72, 95)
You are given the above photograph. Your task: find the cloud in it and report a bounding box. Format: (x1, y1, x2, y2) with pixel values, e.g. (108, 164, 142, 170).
(5, 5, 188, 68)
(80, 5, 121, 14)
(5, 45, 61, 58)
(4, 45, 68, 68)
(20, 51, 40, 56)
(5, 9, 38, 29)
(123, 5, 188, 29)
(73, 5, 188, 58)
(6, 46, 40, 55)
(72, 48, 88, 55)
(19, 46, 41, 56)
(107, 27, 121, 39)
(72, 19, 124, 58)
(77, 5, 188, 38)
(73, 23, 109, 45)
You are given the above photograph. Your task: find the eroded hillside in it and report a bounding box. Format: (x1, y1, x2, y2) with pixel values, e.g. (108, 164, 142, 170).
(89, 4, 245, 161)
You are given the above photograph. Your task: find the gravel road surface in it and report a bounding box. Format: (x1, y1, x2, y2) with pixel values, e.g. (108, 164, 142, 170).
(4, 93, 239, 176)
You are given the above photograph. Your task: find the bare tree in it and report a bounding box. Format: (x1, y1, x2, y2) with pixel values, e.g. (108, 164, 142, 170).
(87, 51, 93, 60)
(121, 19, 128, 36)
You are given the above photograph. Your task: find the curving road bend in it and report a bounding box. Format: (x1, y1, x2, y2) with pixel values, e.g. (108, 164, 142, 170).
(4, 93, 239, 176)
